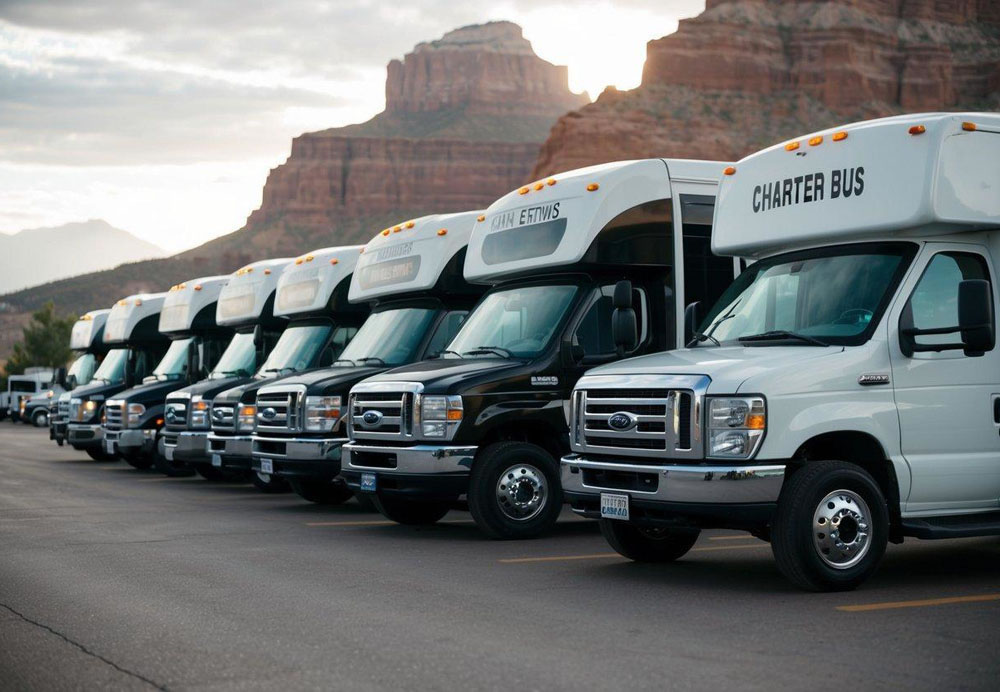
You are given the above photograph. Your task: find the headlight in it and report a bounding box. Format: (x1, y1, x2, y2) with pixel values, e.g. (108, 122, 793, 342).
(237, 404, 256, 432)
(706, 396, 765, 459)
(75, 399, 97, 422)
(417, 395, 462, 439)
(19, 400, 26, 414)
(127, 403, 145, 428)
(304, 395, 341, 433)
(189, 396, 211, 429)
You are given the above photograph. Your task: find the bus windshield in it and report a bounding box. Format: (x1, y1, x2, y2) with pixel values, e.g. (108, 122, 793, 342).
(335, 308, 437, 367)
(92, 348, 128, 384)
(210, 332, 256, 379)
(152, 338, 193, 381)
(446, 284, 579, 359)
(256, 324, 331, 377)
(67, 353, 98, 387)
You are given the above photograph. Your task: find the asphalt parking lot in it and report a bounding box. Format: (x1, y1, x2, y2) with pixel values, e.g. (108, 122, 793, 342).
(1, 424, 998, 691)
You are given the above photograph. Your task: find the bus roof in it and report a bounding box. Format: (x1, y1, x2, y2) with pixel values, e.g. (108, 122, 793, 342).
(348, 211, 481, 303)
(103, 293, 167, 344)
(216, 257, 292, 327)
(274, 246, 363, 318)
(69, 309, 110, 351)
(159, 275, 230, 334)
(713, 112, 1000, 258)
(464, 158, 725, 283)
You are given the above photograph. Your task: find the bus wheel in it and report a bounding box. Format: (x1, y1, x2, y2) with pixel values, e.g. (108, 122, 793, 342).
(290, 478, 353, 505)
(771, 461, 888, 592)
(374, 495, 450, 525)
(599, 520, 700, 562)
(249, 471, 290, 493)
(468, 441, 563, 540)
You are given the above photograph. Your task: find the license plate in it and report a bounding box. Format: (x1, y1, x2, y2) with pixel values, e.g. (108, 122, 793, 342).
(260, 458, 273, 474)
(600, 493, 630, 521)
(360, 472, 377, 493)
(164, 446, 174, 461)
(105, 440, 115, 455)
(211, 454, 222, 468)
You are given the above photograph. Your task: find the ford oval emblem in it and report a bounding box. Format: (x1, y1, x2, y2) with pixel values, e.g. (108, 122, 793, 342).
(362, 410, 384, 427)
(607, 411, 638, 432)
(261, 407, 277, 421)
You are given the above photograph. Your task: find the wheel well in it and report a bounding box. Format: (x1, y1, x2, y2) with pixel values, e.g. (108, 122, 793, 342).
(789, 431, 903, 542)
(479, 421, 568, 462)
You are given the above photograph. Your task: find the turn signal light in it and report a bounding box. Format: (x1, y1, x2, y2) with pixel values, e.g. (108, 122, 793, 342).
(832, 131, 848, 142)
(446, 409, 463, 421)
(909, 125, 926, 135)
(723, 166, 736, 176)
(746, 414, 766, 430)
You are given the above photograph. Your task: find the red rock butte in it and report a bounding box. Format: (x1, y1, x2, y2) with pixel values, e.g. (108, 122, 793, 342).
(532, 0, 1000, 177)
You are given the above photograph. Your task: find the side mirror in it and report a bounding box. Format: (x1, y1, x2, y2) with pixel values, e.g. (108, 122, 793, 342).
(683, 302, 701, 346)
(125, 350, 137, 387)
(959, 279, 994, 356)
(611, 280, 637, 357)
(54, 367, 67, 388)
(66, 374, 77, 391)
(253, 324, 263, 349)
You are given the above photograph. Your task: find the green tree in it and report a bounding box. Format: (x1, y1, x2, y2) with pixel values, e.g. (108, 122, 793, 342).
(2, 302, 76, 382)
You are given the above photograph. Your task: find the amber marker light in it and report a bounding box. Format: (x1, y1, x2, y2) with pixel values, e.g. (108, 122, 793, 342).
(808, 135, 823, 146)
(909, 125, 926, 135)
(437, 229, 448, 236)
(476, 215, 485, 222)
(446, 409, 463, 421)
(962, 121, 977, 131)
(546, 178, 556, 186)
(518, 187, 529, 195)
(393, 225, 402, 233)
(586, 183, 600, 191)
(406, 221, 415, 229)
(785, 141, 800, 151)
(534, 182, 544, 191)
(263, 269, 271, 275)
(723, 166, 736, 176)
(746, 413, 766, 430)
(295, 258, 303, 265)
(381, 229, 390, 236)
(330, 258, 339, 265)
(305, 255, 314, 262)
(134, 299, 142, 306)
(832, 131, 848, 142)
(193, 284, 202, 291)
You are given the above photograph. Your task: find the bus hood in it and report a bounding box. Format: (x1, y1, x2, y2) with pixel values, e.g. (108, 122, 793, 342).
(585, 345, 845, 394)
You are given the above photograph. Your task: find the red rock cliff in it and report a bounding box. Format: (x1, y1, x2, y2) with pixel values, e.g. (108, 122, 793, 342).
(532, 0, 1000, 176)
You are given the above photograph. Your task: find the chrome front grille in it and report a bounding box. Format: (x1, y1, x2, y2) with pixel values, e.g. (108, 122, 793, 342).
(570, 375, 708, 461)
(255, 386, 305, 433)
(348, 382, 420, 442)
(56, 400, 70, 421)
(164, 400, 188, 430)
(211, 404, 235, 432)
(104, 401, 124, 431)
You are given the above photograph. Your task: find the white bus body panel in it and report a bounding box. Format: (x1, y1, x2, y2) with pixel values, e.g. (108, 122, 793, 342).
(69, 309, 110, 351)
(159, 275, 230, 335)
(274, 246, 362, 318)
(348, 212, 480, 303)
(713, 112, 1000, 258)
(103, 293, 167, 345)
(216, 257, 292, 327)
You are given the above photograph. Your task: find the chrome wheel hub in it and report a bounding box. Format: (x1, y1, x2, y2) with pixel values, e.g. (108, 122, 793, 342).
(496, 463, 547, 521)
(812, 489, 872, 569)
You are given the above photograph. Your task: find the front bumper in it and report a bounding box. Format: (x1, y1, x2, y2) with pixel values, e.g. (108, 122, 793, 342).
(251, 434, 346, 480)
(340, 442, 477, 499)
(67, 423, 104, 449)
(162, 430, 210, 463)
(104, 428, 158, 455)
(51, 419, 68, 441)
(561, 454, 786, 528)
(206, 432, 252, 471)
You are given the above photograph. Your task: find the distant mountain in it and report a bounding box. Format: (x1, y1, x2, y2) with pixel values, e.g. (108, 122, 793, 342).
(0, 219, 165, 294)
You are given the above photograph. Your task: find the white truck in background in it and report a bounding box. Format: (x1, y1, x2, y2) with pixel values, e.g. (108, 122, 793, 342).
(3, 368, 56, 422)
(562, 113, 1000, 591)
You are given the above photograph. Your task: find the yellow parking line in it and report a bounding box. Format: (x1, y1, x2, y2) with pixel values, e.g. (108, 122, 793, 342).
(306, 519, 474, 527)
(500, 542, 769, 564)
(837, 594, 1000, 613)
(708, 534, 757, 541)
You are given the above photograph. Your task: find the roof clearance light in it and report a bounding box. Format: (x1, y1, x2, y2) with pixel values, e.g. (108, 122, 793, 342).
(547, 178, 556, 186)
(586, 183, 600, 191)
(194, 284, 202, 291)
(518, 187, 529, 195)
(381, 229, 390, 236)
(476, 215, 485, 222)
(962, 121, 977, 132)
(305, 255, 314, 262)
(534, 182, 544, 191)
(832, 131, 848, 142)
(393, 225, 402, 233)
(723, 166, 736, 176)
(909, 125, 926, 135)
(295, 258, 303, 265)
(808, 136, 823, 146)
(330, 258, 339, 265)
(118, 300, 127, 306)
(437, 229, 448, 236)
(246, 268, 253, 273)
(134, 299, 142, 306)
(264, 269, 271, 275)
(406, 221, 415, 229)
(785, 141, 800, 151)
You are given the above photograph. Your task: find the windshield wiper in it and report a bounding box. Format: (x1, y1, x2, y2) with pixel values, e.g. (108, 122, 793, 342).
(688, 332, 720, 347)
(356, 357, 386, 365)
(739, 330, 829, 347)
(261, 366, 295, 376)
(464, 345, 515, 358)
(433, 349, 464, 359)
(332, 358, 356, 366)
(214, 369, 250, 377)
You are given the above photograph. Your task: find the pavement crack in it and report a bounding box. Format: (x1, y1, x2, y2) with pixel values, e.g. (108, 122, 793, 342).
(0, 601, 167, 690)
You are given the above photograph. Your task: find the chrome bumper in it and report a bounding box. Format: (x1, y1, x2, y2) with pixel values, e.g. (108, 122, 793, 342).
(67, 423, 103, 446)
(252, 435, 346, 462)
(207, 432, 251, 458)
(343, 442, 478, 475)
(163, 430, 210, 460)
(560, 455, 786, 505)
(105, 428, 158, 452)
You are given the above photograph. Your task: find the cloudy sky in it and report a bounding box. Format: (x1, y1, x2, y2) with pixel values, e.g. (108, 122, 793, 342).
(0, 0, 703, 254)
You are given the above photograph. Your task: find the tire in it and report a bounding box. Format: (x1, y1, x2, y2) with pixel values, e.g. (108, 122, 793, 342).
(122, 451, 154, 470)
(373, 495, 450, 525)
(771, 460, 889, 592)
(31, 409, 49, 427)
(599, 520, 700, 562)
(249, 471, 291, 494)
(154, 451, 196, 477)
(468, 441, 563, 540)
(85, 448, 117, 462)
(290, 478, 353, 505)
(354, 493, 377, 512)
(196, 464, 236, 481)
